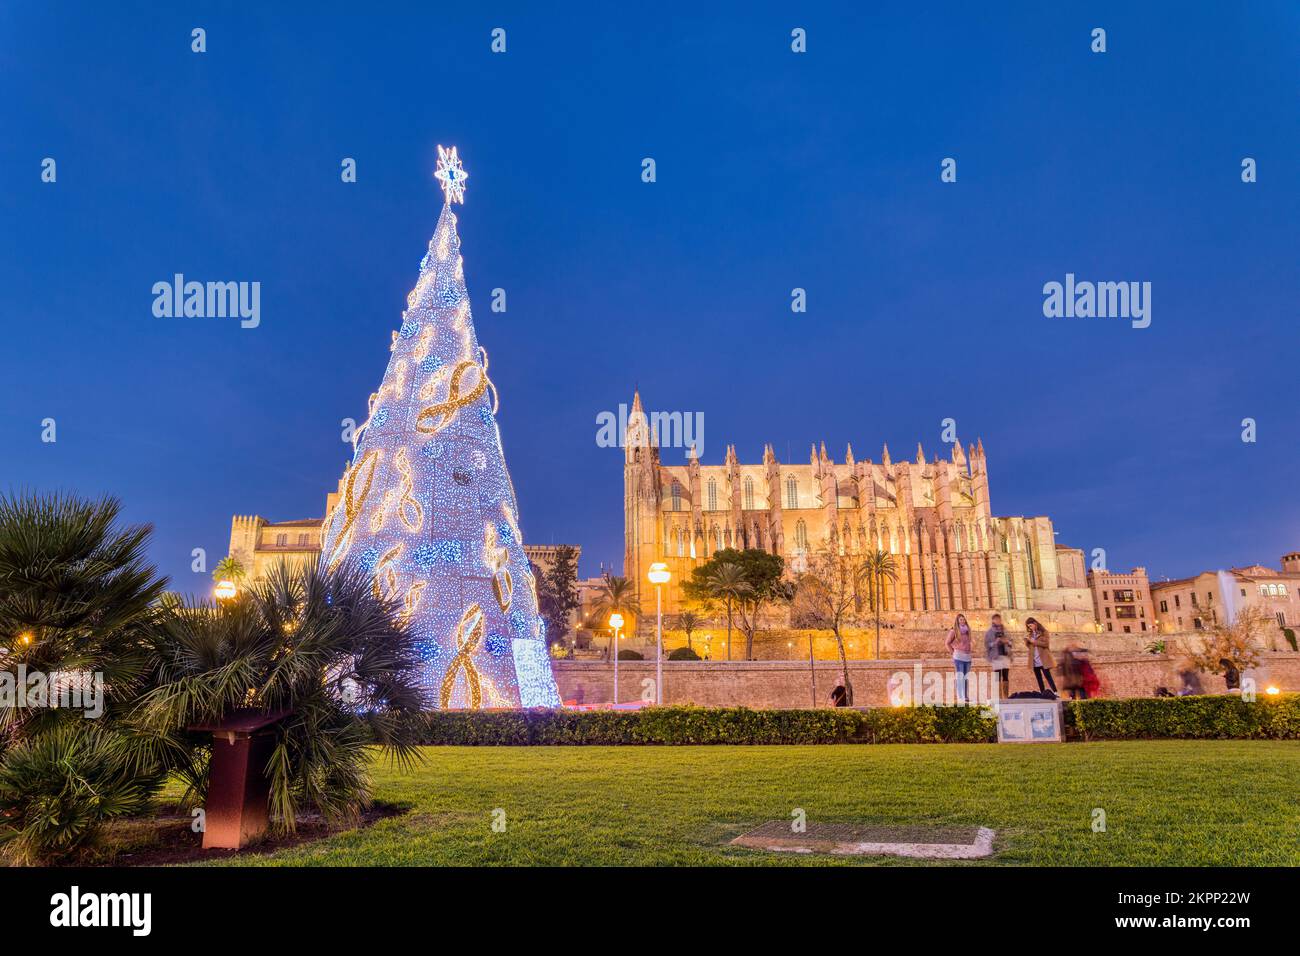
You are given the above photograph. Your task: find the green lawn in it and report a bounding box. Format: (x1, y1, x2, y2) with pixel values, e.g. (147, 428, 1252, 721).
(201, 741, 1300, 866)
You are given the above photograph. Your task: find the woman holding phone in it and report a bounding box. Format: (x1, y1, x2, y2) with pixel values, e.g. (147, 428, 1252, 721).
(1024, 617, 1057, 695)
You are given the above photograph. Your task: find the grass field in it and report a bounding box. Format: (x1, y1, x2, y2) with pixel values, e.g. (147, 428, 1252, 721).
(198, 741, 1300, 866)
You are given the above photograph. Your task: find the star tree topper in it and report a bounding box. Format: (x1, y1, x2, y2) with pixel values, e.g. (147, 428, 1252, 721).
(434, 145, 468, 204)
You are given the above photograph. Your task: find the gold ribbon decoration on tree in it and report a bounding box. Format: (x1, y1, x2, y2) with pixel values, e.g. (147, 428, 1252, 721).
(398, 580, 427, 628)
(440, 603, 485, 709)
(371, 542, 403, 602)
(325, 449, 381, 572)
(394, 448, 423, 531)
(415, 348, 497, 435)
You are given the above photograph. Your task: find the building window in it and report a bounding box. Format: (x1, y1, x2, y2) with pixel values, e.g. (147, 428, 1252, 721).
(275, 534, 287, 547)
(786, 477, 797, 510)
(795, 519, 808, 551)
(1174, 595, 1181, 609)
(676, 528, 684, 557)
(743, 476, 755, 511)
(707, 478, 717, 512)
(298, 533, 309, 547)
(1159, 600, 1168, 613)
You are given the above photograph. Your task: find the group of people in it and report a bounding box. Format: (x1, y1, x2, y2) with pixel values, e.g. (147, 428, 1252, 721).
(946, 613, 1099, 703)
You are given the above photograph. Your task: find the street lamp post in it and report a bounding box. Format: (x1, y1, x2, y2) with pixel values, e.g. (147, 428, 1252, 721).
(647, 562, 671, 705)
(608, 612, 624, 706)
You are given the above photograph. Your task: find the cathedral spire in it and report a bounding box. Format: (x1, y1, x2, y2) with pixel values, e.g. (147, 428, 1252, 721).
(881, 443, 892, 468)
(915, 442, 926, 466)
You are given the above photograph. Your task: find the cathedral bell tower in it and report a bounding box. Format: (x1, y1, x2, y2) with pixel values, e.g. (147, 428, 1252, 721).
(623, 391, 660, 609)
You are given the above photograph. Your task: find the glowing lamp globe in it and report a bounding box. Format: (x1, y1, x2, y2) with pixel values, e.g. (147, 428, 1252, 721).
(1266, 686, 1280, 696)
(608, 613, 624, 630)
(213, 580, 238, 601)
(647, 562, 671, 585)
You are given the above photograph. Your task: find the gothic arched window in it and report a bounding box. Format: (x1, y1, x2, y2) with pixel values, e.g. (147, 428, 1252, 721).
(671, 480, 682, 512)
(743, 476, 755, 511)
(785, 476, 798, 510)
(795, 519, 808, 551)
(706, 478, 717, 511)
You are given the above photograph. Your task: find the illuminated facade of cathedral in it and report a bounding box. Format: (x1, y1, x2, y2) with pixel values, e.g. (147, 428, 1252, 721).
(623, 392, 1092, 623)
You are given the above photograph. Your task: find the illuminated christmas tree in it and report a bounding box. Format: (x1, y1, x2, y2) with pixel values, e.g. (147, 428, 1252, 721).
(321, 146, 561, 709)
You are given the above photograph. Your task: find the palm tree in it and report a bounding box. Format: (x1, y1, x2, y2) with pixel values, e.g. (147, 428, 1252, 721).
(675, 610, 704, 652)
(0, 491, 173, 863)
(705, 563, 751, 661)
(142, 558, 425, 833)
(861, 549, 899, 660)
(212, 555, 246, 583)
(586, 574, 641, 659)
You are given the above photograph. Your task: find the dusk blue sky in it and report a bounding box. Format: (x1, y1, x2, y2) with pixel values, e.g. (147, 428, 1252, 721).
(3, 2, 1298, 596)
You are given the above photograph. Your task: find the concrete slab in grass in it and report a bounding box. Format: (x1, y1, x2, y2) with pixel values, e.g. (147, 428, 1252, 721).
(731, 822, 996, 859)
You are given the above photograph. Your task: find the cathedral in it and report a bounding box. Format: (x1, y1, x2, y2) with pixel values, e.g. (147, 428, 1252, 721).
(623, 392, 1092, 624)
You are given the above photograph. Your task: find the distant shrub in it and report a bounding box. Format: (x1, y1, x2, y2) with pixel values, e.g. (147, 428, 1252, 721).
(668, 647, 701, 661)
(616, 649, 644, 661)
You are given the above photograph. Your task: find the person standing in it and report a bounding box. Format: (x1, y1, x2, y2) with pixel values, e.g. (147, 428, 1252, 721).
(946, 613, 974, 705)
(1059, 642, 1087, 700)
(985, 613, 1012, 699)
(1024, 617, 1057, 695)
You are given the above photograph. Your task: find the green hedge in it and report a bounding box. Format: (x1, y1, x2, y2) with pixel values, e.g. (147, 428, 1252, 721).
(418, 695, 1300, 745)
(421, 705, 994, 745)
(1063, 694, 1300, 741)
